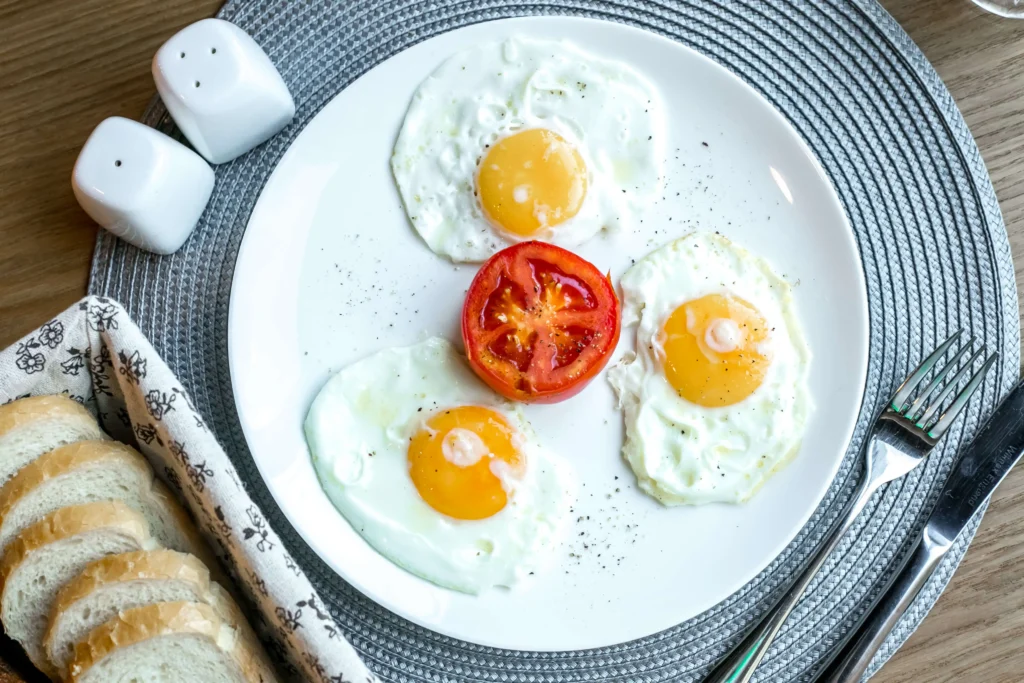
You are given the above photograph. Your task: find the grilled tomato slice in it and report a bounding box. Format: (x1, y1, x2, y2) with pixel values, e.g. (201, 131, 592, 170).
(462, 241, 620, 403)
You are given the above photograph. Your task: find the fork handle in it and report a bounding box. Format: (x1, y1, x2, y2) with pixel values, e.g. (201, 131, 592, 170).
(818, 527, 951, 682)
(701, 475, 878, 683)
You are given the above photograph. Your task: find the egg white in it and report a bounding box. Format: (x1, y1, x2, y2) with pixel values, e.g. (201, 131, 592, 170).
(607, 232, 813, 505)
(304, 337, 576, 593)
(391, 37, 666, 262)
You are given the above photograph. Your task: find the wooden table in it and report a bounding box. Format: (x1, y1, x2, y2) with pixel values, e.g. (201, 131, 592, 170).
(0, 1, 1022, 681)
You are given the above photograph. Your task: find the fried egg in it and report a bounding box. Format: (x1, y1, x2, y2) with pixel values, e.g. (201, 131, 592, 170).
(305, 337, 575, 593)
(392, 38, 665, 262)
(607, 233, 812, 505)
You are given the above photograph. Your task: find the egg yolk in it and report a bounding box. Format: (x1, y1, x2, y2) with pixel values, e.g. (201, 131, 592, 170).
(659, 293, 771, 407)
(476, 128, 587, 237)
(407, 406, 523, 520)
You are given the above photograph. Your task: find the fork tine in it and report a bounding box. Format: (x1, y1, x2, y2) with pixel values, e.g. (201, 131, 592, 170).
(916, 347, 986, 427)
(905, 339, 977, 422)
(890, 330, 963, 413)
(924, 352, 997, 439)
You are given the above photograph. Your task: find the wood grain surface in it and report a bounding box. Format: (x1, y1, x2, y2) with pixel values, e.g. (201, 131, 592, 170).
(0, 1, 1021, 681)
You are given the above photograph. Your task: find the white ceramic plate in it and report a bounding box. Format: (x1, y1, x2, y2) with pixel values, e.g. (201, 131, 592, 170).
(229, 16, 868, 651)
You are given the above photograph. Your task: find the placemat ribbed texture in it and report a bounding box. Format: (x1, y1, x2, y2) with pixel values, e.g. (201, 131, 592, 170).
(89, 1, 1019, 680)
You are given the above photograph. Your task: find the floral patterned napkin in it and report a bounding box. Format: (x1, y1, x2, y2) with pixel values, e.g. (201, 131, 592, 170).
(0, 296, 375, 683)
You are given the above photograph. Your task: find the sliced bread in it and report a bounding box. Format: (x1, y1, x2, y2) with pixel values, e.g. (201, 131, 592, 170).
(0, 440, 208, 561)
(44, 549, 214, 676)
(0, 395, 107, 485)
(68, 601, 279, 683)
(0, 501, 155, 676)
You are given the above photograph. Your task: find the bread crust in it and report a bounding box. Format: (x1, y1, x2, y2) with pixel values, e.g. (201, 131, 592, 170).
(0, 502, 154, 677)
(48, 549, 211, 622)
(69, 602, 223, 681)
(45, 549, 212, 676)
(0, 441, 150, 525)
(0, 396, 101, 439)
(206, 584, 280, 683)
(150, 479, 222, 576)
(45, 550, 277, 682)
(0, 502, 152, 592)
(0, 441, 218, 574)
(69, 601, 278, 683)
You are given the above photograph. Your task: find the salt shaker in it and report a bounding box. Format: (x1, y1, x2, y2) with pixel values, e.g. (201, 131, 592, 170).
(152, 18, 295, 164)
(71, 117, 215, 255)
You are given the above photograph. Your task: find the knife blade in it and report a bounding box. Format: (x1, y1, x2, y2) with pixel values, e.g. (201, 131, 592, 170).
(819, 375, 1024, 683)
(927, 377, 1024, 544)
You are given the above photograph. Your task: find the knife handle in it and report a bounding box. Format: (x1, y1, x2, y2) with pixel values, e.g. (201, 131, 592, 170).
(818, 529, 950, 683)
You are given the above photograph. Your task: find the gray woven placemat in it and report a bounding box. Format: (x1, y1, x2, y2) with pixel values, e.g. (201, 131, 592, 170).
(89, 1, 1020, 680)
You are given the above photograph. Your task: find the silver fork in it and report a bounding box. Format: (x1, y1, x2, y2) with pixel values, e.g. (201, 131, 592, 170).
(701, 330, 997, 683)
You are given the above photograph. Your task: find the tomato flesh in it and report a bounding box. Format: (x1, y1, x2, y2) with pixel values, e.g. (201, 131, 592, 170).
(462, 242, 620, 403)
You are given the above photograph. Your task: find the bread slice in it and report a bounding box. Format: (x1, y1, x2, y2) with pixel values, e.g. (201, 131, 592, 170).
(45, 549, 214, 676)
(68, 601, 279, 683)
(0, 395, 107, 486)
(0, 441, 208, 561)
(0, 501, 155, 677)
(46, 549, 274, 680)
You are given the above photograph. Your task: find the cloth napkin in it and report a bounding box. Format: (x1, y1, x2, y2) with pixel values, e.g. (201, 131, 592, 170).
(0, 296, 375, 683)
